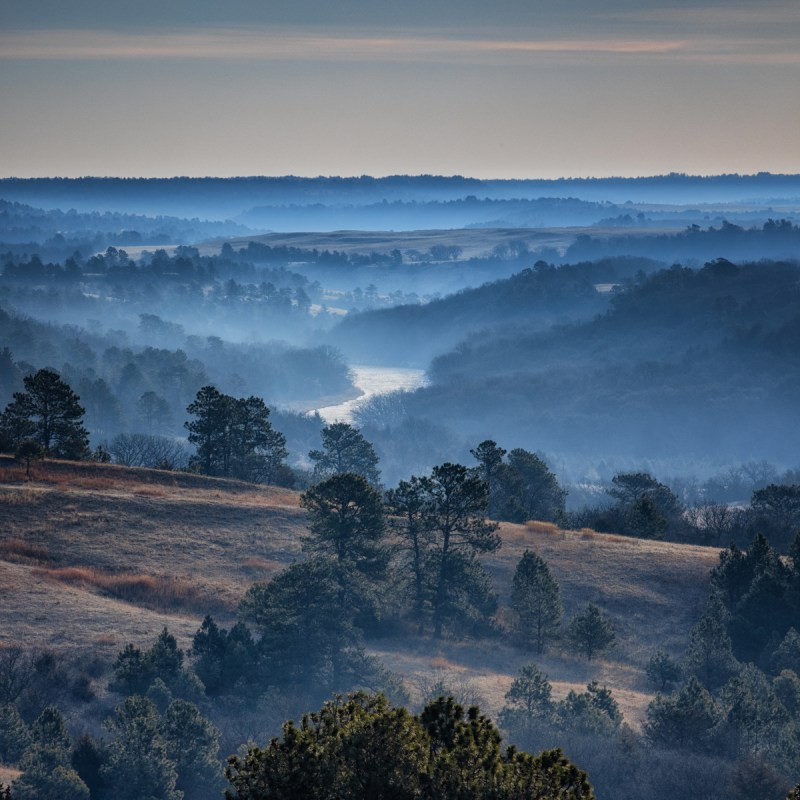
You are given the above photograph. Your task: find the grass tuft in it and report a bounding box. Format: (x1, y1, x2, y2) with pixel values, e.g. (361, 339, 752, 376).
(0, 538, 50, 564)
(0, 487, 42, 506)
(525, 520, 561, 535)
(31, 565, 228, 613)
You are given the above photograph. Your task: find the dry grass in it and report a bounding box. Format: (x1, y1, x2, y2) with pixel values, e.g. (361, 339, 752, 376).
(31, 566, 226, 614)
(0, 538, 50, 564)
(0, 456, 721, 727)
(525, 520, 561, 535)
(0, 486, 42, 505)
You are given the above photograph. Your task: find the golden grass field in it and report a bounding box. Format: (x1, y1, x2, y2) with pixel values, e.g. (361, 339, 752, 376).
(0, 456, 719, 727)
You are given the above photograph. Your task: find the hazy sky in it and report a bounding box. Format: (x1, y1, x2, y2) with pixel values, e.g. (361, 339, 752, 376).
(1, 0, 798, 178)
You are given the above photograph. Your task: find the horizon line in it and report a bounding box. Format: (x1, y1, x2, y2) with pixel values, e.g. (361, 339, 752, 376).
(2, 171, 800, 182)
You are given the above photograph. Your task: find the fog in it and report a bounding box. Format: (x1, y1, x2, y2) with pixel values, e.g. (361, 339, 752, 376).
(2, 175, 799, 492)
(4, 173, 800, 800)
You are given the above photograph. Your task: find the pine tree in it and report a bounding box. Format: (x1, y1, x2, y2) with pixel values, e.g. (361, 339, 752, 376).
(510, 550, 562, 653)
(423, 463, 500, 639)
(499, 663, 554, 739)
(0, 704, 31, 764)
(185, 387, 287, 482)
(13, 707, 89, 800)
(101, 696, 180, 800)
(1, 369, 89, 459)
(309, 422, 381, 486)
(646, 648, 683, 692)
(644, 676, 722, 753)
(684, 596, 739, 690)
(225, 692, 594, 800)
(566, 604, 616, 661)
(385, 475, 435, 634)
(185, 385, 230, 475)
(161, 700, 222, 800)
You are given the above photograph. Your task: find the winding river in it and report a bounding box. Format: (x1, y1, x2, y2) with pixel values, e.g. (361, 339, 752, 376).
(315, 365, 428, 424)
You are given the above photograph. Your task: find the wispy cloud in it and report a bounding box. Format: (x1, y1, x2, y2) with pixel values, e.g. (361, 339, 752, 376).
(1, 28, 798, 65)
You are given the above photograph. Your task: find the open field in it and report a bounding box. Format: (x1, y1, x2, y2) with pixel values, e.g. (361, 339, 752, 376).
(0, 457, 718, 726)
(202, 225, 681, 260)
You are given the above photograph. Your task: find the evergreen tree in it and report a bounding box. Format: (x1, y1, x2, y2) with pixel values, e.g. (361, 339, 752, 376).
(556, 682, 622, 735)
(239, 559, 375, 697)
(12, 757, 89, 800)
(29, 706, 71, 752)
(301, 473, 387, 573)
(13, 707, 89, 800)
(772, 628, 800, 675)
(721, 663, 789, 757)
(422, 463, 500, 638)
(504, 449, 566, 524)
(644, 676, 723, 754)
(108, 644, 149, 696)
(684, 596, 740, 690)
(225, 692, 594, 800)
(470, 442, 566, 524)
(510, 550, 562, 653)
(309, 422, 381, 486)
(0, 704, 30, 764)
(499, 663, 554, 740)
(185, 386, 287, 482)
(71, 734, 106, 800)
(625, 495, 668, 539)
(607, 472, 682, 536)
(646, 648, 683, 692)
(0, 369, 89, 459)
(191, 615, 258, 696)
(109, 628, 202, 700)
(385, 475, 435, 634)
(101, 696, 180, 800)
(228, 395, 288, 483)
(161, 700, 222, 800)
(300, 472, 389, 625)
(186, 385, 231, 475)
(470, 439, 507, 517)
(566, 604, 616, 661)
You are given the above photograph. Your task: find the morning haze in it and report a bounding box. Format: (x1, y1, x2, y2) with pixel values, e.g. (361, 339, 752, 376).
(1, 2, 799, 800)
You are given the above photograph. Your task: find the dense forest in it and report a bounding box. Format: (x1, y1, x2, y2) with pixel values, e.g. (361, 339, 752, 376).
(345, 255, 800, 485)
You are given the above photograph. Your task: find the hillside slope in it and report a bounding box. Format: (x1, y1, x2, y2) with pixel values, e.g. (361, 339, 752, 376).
(0, 457, 717, 724)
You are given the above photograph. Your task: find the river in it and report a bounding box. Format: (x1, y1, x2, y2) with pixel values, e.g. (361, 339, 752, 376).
(315, 365, 428, 424)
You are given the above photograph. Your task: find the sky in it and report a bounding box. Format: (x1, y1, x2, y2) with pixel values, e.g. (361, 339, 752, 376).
(1, 0, 799, 179)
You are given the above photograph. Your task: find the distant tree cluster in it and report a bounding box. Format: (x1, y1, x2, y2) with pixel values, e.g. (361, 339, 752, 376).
(471, 440, 566, 524)
(185, 386, 290, 484)
(3, 694, 220, 800)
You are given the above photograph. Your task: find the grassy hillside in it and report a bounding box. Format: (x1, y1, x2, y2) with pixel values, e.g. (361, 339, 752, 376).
(0, 457, 718, 727)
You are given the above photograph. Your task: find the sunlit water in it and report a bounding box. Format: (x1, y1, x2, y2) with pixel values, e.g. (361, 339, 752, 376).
(316, 365, 428, 424)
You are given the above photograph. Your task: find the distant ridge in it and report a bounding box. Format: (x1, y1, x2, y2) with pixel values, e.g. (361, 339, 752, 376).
(2, 174, 800, 219)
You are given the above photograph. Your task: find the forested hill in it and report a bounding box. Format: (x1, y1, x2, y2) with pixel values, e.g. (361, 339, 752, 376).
(328, 257, 661, 364)
(376, 259, 800, 468)
(3, 173, 800, 218)
(0, 198, 252, 255)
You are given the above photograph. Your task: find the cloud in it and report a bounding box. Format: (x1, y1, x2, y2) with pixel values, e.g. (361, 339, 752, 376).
(2, 28, 797, 66)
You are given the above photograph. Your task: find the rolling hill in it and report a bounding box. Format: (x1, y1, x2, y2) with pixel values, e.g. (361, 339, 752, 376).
(0, 456, 718, 728)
